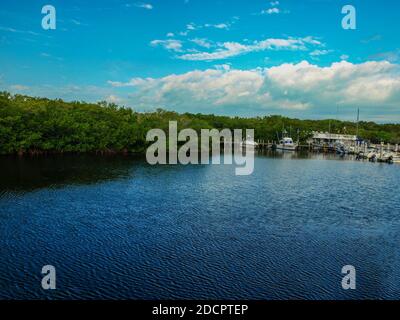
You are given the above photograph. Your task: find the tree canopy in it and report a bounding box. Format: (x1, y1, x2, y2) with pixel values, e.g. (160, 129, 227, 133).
(1, 92, 399, 155)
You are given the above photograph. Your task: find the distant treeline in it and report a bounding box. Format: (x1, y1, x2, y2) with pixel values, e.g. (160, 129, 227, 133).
(0, 92, 399, 155)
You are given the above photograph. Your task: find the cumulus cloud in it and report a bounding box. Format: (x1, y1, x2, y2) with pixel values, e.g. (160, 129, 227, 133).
(108, 61, 400, 119)
(263, 61, 400, 107)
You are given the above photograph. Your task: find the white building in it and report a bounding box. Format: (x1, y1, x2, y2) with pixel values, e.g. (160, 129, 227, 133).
(308, 131, 357, 146)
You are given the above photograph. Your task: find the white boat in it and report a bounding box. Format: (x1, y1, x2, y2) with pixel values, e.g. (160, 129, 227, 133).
(377, 152, 392, 162)
(367, 149, 377, 160)
(276, 137, 298, 151)
(391, 154, 400, 163)
(240, 138, 258, 149)
(384, 152, 400, 164)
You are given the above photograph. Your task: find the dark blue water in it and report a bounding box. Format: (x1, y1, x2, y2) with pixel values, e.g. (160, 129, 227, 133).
(1, 152, 400, 300)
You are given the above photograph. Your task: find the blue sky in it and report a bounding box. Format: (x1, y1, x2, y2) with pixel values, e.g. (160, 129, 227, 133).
(1, 0, 400, 121)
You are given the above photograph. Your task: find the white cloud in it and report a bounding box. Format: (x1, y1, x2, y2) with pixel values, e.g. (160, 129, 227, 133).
(177, 36, 323, 61)
(369, 50, 400, 63)
(173, 20, 233, 38)
(262, 8, 280, 15)
(259, 1, 289, 15)
(210, 23, 229, 29)
(150, 39, 183, 52)
(108, 77, 154, 87)
(186, 23, 196, 30)
(190, 38, 213, 48)
(310, 49, 332, 56)
(106, 95, 123, 103)
(135, 3, 153, 10)
(107, 61, 400, 119)
(214, 64, 231, 71)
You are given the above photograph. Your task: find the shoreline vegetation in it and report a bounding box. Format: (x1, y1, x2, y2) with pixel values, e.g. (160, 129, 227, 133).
(1, 91, 400, 156)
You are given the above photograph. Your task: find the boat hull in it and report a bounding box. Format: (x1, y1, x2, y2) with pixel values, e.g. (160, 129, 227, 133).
(276, 145, 297, 151)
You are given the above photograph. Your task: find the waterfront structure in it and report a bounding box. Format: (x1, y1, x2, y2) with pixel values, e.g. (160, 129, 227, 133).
(307, 131, 357, 147)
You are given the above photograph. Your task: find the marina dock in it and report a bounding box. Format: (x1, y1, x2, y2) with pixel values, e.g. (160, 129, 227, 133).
(253, 139, 400, 164)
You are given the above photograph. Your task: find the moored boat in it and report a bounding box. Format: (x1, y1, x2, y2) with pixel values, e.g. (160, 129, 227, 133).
(276, 137, 298, 151)
(240, 137, 259, 149)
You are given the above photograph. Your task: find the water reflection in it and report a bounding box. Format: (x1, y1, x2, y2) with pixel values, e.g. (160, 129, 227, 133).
(0, 155, 141, 193)
(0, 151, 364, 194)
(259, 149, 357, 161)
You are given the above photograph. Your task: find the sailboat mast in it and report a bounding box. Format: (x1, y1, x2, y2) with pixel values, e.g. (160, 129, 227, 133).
(356, 108, 360, 137)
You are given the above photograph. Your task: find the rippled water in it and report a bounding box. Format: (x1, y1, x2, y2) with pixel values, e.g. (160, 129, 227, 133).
(0, 152, 399, 300)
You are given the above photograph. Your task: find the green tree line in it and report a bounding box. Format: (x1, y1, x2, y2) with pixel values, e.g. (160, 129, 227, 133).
(1, 92, 399, 155)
